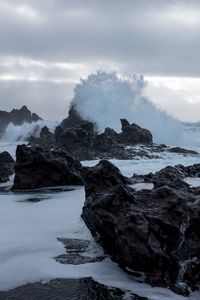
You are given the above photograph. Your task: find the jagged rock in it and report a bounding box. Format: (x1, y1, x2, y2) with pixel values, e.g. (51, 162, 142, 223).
(27, 106, 198, 161)
(60, 105, 86, 129)
(54, 109, 153, 160)
(13, 145, 83, 190)
(29, 125, 54, 148)
(0, 105, 42, 137)
(82, 161, 200, 295)
(118, 119, 153, 145)
(0, 151, 14, 183)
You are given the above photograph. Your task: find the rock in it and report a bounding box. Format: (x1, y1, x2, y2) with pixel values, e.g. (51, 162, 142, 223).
(54, 110, 154, 160)
(55, 121, 96, 161)
(118, 119, 153, 145)
(28, 125, 55, 149)
(0, 278, 147, 300)
(60, 105, 87, 129)
(82, 160, 128, 192)
(168, 147, 198, 155)
(0, 151, 14, 183)
(27, 106, 197, 161)
(0, 105, 42, 137)
(13, 145, 83, 190)
(82, 161, 200, 295)
(55, 238, 105, 265)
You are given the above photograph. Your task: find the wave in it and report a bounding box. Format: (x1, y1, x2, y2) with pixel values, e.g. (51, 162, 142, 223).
(72, 71, 183, 145)
(1, 120, 57, 142)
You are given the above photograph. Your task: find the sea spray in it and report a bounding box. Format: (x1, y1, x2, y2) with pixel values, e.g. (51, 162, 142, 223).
(1, 120, 57, 142)
(72, 71, 183, 145)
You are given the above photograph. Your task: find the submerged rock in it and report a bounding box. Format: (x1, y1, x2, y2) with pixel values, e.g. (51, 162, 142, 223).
(0, 151, 14, 183)
(82, 161, 200, 295)
(0, 278, 147, 300)
(55, 238, 105, 265)
(13, 145, 83, 190)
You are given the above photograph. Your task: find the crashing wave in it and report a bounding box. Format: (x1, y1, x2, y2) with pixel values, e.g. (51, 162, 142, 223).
(72, 71, 183, 145)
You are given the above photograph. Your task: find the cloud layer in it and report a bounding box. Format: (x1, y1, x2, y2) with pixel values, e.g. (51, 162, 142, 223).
(0, 0, 200, 121)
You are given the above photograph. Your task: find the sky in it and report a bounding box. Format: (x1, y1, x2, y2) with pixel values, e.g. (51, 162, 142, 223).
(0, 0, 200, 122)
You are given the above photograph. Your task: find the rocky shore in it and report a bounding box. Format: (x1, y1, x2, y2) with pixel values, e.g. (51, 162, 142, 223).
(28, 105, 198, 160)
(82, 160, 200, 295)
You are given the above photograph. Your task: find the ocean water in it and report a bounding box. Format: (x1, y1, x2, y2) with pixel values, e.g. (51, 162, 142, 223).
(0, 123, 200, 299)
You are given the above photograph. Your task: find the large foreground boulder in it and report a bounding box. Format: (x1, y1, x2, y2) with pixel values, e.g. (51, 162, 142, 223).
(82, 161, 200, 295)
(0, 151, 14, 183)
(13, 145, 83, 190)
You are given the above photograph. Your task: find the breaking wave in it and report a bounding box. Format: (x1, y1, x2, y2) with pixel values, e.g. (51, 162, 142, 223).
(1, 120, 57, 142)
(72, 71, 183, 145)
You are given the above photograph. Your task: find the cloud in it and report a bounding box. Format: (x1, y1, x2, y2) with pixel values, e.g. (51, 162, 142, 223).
(0, 0, 200, 121)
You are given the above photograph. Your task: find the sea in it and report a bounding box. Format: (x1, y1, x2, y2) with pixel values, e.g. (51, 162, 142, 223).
(0, 122, 200, 300)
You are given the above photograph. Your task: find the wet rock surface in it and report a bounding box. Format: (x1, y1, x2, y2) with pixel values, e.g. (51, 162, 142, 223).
(55, 238, 105, 265)
(82, 160, 200, 295)
(0, 278, 147, 300)
(0, 105, 42, 137)
(0, 151, 14, 183)
(13, 145, 83, 190)
(28, 106, 198, 160)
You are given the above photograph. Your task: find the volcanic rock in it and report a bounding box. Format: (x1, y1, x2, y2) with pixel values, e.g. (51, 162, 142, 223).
(0, 151, 14, 183)
(82, 161, 200, 295)
(13, 145, 83, 190)
(118, 119, 153, 145)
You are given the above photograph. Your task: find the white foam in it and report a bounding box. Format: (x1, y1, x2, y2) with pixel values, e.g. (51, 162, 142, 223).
(184, 177, 200, 187)
(130, 182, 154, 191)
(1, 120, 57, 143)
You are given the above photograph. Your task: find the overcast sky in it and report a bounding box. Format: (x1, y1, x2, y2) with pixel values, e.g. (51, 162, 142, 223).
(0, 0, 200, 122)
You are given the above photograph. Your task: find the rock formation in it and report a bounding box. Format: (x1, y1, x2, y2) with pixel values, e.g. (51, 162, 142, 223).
(13, 145, 83, 190)
(82, 160, 200, 295)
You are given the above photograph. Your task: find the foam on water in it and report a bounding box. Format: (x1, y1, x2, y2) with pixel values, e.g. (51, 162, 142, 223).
(0, 187, 198, 300)
(0, 120, 200, 299)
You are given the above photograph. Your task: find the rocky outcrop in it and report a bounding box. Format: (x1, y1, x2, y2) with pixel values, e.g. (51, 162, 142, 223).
(82, 161, 200, 295)
(13, 145, 83, 190)
(27, 106, 198, 160)
(117, 119, 152, 145)
(0, 105, 42, 137)
(0, 151, 14, 183)
(28, 106, 155, 160)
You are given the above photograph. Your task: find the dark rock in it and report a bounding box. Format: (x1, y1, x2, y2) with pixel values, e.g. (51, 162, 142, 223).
(55, 238, 105, 265)
(168, 147, 198, 155)
(0, 151, 14, 183)
(28, 125, 55, 148)
(13, 145, 83, 190)
(0, 278, 147, 300)
(82, 161, 200, 295)
(27, 106, 197, 161)
(0, 105, 42, 137)
(118, 119, 153, 145)
(60, 105, 87, 129)
(82, 160, 128, 192)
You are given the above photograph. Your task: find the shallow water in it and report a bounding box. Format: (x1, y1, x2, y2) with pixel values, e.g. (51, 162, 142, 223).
(0, 124, 200, 299)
